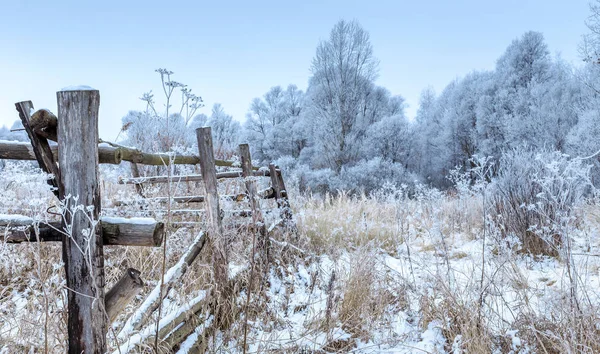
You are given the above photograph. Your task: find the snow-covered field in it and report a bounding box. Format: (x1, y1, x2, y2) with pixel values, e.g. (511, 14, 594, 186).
(1, 161, 600, 353)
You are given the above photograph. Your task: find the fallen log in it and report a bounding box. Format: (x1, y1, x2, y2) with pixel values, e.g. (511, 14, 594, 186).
(0, 140, 122, 164)
(1, 216, 164, 246)
(105, 268, 145, 322)
(118, 169, 272, 185)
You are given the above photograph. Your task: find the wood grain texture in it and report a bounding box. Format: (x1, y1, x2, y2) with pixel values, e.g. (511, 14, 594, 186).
(118, 169, 271, 184)
(196, 127, 229, 302)
(0, 140, 122, 164)
(105, 268, 145, 322)
(1, 217, 164, 246)
(57, 89, 107, 353)
(14, 101, 60, 196)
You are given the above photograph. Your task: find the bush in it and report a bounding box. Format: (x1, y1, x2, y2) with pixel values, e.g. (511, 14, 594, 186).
(489, 147, 592, 256)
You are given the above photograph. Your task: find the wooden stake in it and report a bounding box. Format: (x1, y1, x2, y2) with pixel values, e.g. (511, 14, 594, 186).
(130, 162, 145, 197)
(105, 268, 145, 322)
(269, 163, 295, 230)
(15, 101, 60, 196)
(196, 127, 228, 317)
(57, 88, 107, 353)
(239, 144, 269, 270)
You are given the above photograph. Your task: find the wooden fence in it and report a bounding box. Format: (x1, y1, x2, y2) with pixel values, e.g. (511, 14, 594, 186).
(0, 91, 294, 353)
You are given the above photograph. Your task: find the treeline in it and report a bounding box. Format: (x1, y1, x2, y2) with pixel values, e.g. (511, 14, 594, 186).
(117, 15, 600, 193)
(5, 7, 598, 194)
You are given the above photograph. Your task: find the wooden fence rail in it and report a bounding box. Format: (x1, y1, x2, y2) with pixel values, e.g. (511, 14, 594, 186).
(1, 95, 296, 352)
(0, 140, 123, 164)
(0, 216, 164, 246)
(117, 169, 272, 185)
(0, 140, 250, 168)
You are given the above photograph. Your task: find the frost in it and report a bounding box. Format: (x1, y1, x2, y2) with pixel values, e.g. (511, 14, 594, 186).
(60, 85, 96, 91)
(101, 216, 156, 225)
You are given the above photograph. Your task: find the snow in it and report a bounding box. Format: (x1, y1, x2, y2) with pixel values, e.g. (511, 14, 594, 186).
(114, 291, 208, 354)
(60, 85, 96, 91)
(101, 216, 156, 225)
(117, 231, 206, 341)
(0, 139, 32, 145)
(0, 214, 34, 226)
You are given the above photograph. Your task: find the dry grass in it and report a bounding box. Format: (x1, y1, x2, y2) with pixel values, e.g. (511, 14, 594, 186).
(3, 162, 600, 353)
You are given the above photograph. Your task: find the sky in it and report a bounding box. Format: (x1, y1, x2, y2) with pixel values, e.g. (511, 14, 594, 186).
(0, 0, 591, 140)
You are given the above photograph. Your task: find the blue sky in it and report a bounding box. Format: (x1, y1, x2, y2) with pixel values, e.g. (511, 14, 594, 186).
(0, 0, 590, 139)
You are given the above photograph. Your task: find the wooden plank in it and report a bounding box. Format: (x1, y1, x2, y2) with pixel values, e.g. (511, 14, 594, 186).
(14, 102, 60, 196)
(105, 268, 145, 322)
(57, 88, 107, 353)
(196, 127, 228, 310)
(117, 169, 271, 185)
(1, 217, 164, 246)
(0, 140, 122, 164)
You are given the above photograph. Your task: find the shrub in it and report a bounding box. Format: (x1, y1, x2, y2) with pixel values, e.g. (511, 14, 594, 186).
(489, 147, 592, 256)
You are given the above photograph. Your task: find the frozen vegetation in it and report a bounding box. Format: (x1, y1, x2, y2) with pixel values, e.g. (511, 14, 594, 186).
(2, 1, 600, 353)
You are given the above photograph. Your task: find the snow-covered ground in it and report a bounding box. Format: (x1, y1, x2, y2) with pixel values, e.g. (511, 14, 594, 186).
(1, 161, 600, 353)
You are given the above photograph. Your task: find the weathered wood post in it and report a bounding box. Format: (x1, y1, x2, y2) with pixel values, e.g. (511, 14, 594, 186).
(105, 268, 145, 322)
(269, 163, 295, 231)
(14, 101, 60, 196)
(130, 162, 145, 197)
(196, 128, 228, 315)
(57, 88, 107, 353)
(239, 144, 269, 272)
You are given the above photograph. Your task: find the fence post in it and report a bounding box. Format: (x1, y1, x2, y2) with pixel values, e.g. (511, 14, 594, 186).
(269, 164, 295, 231)
(57, 88, 107, 353)
(14, 101, 60, 196)
(130, 162, 145, 197)
(196, 128, 228, 307)
(239, 144, 269, 272)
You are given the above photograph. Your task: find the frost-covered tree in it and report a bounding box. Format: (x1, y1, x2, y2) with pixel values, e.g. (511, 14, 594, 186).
(581, 0, 600, 64)
(207, 104, 241, 158)
(305, 19, 380, 172)
(244, 84, 306, 163)
(363, 114, 412, 166)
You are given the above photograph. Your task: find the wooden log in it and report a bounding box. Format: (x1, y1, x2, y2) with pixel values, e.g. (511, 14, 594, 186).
(196, 127, 228, 318)
(0, 140, 122, 164)
(15, 101, 60, 196)
(117, 169, 271, 185)
(57, 88, 107, 353)
(116, 145, 253, 168)
(1, 217, 164, 246)
(165, 269, 248, 353)
(114, 188, 273, 206)
(117, 232, 208, 339)
(100, 217, 164, 246)
(0, 214, 34, 226)
(105, 268, 145, 322)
